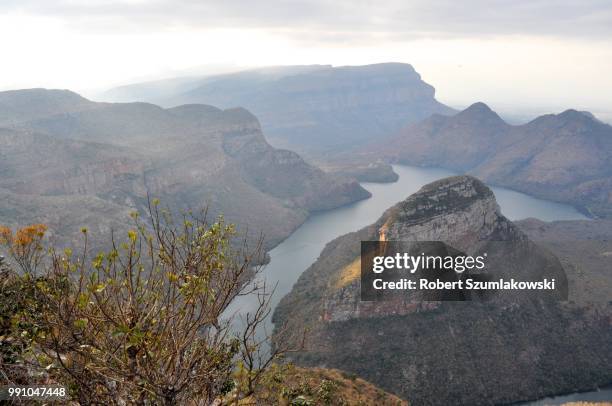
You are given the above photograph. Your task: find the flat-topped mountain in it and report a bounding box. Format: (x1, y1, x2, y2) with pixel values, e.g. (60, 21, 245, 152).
(103, 63, 455, 156)
(373, 103, 612, 218)
(0, 89, 369, 248)
(273, 176, 612, 405)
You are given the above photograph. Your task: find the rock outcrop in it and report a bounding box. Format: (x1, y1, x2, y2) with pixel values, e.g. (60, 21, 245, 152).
(273, 176, 612, 406)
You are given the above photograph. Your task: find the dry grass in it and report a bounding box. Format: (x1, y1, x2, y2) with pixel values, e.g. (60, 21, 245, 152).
(334, 257, 361, 289)
(286, 367, 408, 405)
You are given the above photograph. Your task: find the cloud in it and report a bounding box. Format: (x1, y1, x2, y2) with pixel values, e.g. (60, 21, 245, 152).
(3, 0, 612, 41)
(2, 0, 612, 114)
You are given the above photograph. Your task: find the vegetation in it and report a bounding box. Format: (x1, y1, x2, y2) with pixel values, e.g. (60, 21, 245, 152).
(0, 201, 305, 404)
(249, 364, 406, 405)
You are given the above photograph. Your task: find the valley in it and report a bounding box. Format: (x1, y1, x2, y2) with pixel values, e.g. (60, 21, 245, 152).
(1, 66, 610, 406)
(269, 168, 611, 405)
(105, 66, 612, 220)
(230, 163, 588, 330)
(3, 1, 612, 404)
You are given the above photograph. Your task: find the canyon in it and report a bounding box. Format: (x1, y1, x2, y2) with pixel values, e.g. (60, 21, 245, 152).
(0, 88, 368, 249)
(3, 63, 611, 404)
(272, 176, 612, 405)
(105, 64, 612, 221)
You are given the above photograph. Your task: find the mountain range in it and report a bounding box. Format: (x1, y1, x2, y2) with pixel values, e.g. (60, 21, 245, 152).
(0, 88, 369, 249)
(370, 102, 612, 218)
(105, 65, 612, 220)
(102, 63, 455, 157)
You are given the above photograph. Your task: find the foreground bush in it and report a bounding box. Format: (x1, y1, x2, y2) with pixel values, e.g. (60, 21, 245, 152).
(0, 202, 300, 404)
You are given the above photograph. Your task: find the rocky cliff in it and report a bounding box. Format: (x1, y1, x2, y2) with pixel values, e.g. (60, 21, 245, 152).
(373, 103, 612, 218)
(273, 176, 612, 405)
(0, 89, 369, 248)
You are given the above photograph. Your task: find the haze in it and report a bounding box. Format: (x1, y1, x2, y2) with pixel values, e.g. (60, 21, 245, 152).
(2, 0, 612, 118)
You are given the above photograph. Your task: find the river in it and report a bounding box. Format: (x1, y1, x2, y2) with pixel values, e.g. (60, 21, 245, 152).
(521, 387, 612, 405)
(229, 165, 608, 404)
(258, 165, 587, 320)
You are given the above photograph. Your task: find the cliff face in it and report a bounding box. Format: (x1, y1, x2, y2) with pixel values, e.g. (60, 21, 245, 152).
(103, 63, 455, 157)
(0, 128, 147, 200)
(373, 103, 612, 218)
(273, 176, 612, 406)
(382, 176, 519, 244)
(0, 89, 369, 248)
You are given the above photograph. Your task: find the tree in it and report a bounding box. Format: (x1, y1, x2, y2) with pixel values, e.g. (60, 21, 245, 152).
(0, 201, 301, 404)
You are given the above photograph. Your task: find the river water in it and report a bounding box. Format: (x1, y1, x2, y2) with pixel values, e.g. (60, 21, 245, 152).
(522, 387, 612, 405)
(258, 165, 587, 319)
(229, 165, 608, 404)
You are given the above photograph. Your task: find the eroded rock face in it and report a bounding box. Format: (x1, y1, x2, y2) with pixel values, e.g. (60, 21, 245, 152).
(273, 176, 611, 406)
(383, 176, 523, 248)
(0, 89, 369, 248)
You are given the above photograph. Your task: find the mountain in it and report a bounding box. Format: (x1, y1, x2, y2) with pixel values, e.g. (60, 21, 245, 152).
(103, 65, 332, 105)
(374, 102, 509, 171)
(0, 89, 369, 248)
(102, 63, 455, 157)
(472, 109, 612, 217)
(272, 176, 612, 405)
(0, 89, 97, 126)
(373, 103, 612, 218)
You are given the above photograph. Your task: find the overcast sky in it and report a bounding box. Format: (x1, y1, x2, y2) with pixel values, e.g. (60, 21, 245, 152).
(2, 0, 612, 115)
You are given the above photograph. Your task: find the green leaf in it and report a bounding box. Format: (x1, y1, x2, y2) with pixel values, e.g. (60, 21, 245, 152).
(74, 318, 88, 329)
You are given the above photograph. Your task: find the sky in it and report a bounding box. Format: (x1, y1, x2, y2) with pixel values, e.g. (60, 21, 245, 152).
(1, 0, 612, 117)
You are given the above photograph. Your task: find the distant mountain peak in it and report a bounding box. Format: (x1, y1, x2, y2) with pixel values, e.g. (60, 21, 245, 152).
(530, 108, 607, 130)
(454, 102, 507, 126)
(457, 102, 502, 120)
(557, 108, 600, 123)
(466, 101, 492, 111)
